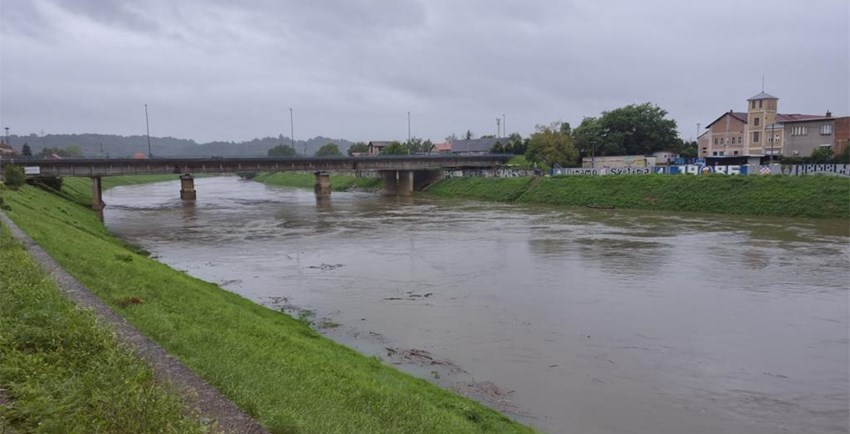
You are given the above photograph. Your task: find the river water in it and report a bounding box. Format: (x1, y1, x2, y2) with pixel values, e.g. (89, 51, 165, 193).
(102, 176, 849, 434)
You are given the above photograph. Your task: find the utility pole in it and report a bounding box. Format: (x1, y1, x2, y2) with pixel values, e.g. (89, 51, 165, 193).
(4, 127, 9, 148)
(145, 104, 152, 158)
(407, 111, 411, 154)
(502, 114, 506, 138)
(496, 118, 501, 138)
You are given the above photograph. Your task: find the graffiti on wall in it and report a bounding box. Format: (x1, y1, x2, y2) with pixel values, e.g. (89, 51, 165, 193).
(552, 164, 850, 177)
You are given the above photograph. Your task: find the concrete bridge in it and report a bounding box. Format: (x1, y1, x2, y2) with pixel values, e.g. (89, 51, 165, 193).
(3, 155, 511, 220)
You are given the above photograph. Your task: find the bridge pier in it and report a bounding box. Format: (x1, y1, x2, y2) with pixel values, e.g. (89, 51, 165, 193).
(381, 170, 413, 196)
(91, 176, 105, 222)
(314, 171, 331, 198)
(180, 174, 196, 200)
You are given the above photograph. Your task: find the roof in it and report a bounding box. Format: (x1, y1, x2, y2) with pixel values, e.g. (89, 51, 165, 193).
(705, 111, 835, 128)
(775, 114, 829, 123)
(368, 141, 392, 148)
(705, 111, 748, 129)
(747, 92, 779, 101)
(451, 137, 506, 153)
(432, 142, 452, 152)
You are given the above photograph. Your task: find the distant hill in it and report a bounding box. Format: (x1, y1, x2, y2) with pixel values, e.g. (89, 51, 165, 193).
(6, 133, 355, 158)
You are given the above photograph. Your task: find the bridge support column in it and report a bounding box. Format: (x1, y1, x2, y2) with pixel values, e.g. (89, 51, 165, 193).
(381, 170, 413, 196)
(314, 171, 331, 198)
(91, 176, 105, 222)
(180, 174, 196, 200)
(413, 170, 443, 191)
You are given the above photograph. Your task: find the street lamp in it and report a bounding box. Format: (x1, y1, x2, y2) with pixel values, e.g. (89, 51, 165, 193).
(145, 104, 152, 158)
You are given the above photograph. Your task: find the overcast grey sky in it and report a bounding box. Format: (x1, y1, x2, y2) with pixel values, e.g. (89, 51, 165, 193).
(1, 0, 848, 144)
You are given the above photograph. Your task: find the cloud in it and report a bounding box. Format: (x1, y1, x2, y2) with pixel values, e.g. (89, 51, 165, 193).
(1, 0, 847, 143)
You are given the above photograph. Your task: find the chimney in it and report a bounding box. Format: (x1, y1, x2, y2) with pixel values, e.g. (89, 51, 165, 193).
(826, 110, 832, 118)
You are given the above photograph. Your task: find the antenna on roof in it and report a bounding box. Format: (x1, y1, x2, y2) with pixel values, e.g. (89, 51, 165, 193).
(761, 74, 765, 93)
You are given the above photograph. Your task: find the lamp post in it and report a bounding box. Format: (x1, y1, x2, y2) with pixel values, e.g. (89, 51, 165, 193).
(145, 104, 152, 158)
(407, 111, 411, 154)
(290, 108, 299, 156)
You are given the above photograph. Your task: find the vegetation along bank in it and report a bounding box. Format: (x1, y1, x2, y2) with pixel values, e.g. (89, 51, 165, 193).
(0, 176, 533, 434)
(253, 171, 849, 219)
(0, 220, 207, 433)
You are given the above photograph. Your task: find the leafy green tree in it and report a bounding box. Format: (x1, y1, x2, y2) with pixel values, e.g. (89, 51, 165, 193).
(347, 142, 369, 156)
(506, 133, 527, 155)
(671, 139, 698, 159)
(267, 144, 297, 157)
(380, 141, 408, 155)
(315, 143, 343, 157)
(22, 143, 32, 157)
(834, 145, 849, 164)
(464, 130, 474, 140)
(404, 137, 433, 154)
(525, 122, 579, 168)
(3, 165, 25, 189)
(573, 103, 678, 156)
(809, 147, 833, 164)
(37, 146, 82, 158)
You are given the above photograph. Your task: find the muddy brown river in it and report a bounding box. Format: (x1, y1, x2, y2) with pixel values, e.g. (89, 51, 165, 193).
(102, 176, 849, 434)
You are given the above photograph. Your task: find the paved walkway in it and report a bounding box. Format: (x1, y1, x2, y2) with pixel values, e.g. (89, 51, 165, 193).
(0, 212, 268, 434)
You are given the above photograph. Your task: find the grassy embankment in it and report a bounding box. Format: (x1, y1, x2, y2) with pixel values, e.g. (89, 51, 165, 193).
(426, 175, 850, 219)
(0, 220, 206, 432)
(0, 176, 533, 434)
(254, 172, 382, 191)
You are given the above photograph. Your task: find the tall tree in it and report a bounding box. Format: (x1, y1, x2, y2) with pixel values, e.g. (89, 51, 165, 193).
(315, 143, 343, 157)
(380, 141, 408, 155)
(573, 103, 678, 157)
(347, 142, 369, 156)
(21, 143, 32, 157)
(405, 137, 433, 154)
(267, 144, 297, 157)
(525, 122, 579, 168)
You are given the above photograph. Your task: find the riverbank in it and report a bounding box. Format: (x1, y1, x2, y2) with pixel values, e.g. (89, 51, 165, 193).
(251, 171, 849, 218)
(0, 217, 206, 433)
(0, 177, 533, 433)
(426, 175, 850, 219)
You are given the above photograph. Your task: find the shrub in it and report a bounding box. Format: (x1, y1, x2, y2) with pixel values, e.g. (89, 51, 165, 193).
(3, 165, 25, 189)
(36, 176, 64, 191)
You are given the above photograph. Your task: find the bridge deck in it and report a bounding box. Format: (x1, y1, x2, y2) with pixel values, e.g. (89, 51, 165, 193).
(3, 155, 512, 178)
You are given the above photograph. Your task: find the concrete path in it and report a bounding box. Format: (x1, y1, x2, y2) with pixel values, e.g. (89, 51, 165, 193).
(0, 212, 268, 434)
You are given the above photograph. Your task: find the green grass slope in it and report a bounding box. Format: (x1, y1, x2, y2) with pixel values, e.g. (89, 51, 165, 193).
(427, 175, 850, 219)
(0, 179, 532, 434)
(0, 222, 206, 433)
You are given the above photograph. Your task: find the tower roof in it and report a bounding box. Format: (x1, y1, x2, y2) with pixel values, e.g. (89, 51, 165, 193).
(747, 91, 778, 101)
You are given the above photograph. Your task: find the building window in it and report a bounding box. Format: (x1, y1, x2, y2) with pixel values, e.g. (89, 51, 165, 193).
(821, 124, 833, 135)
(733, 151, 739, 155)
(738, 137, 742, 144)
(791, 126, 808, 136)
(719, 151, 725, 156)
(759, 100, 763, 108)
(714, 138, 718, 145)
(754, 117, 760, 126)
(753, 132, 760, 143)
(712, 151, 718, 156)
(751, 100, 756, 109)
